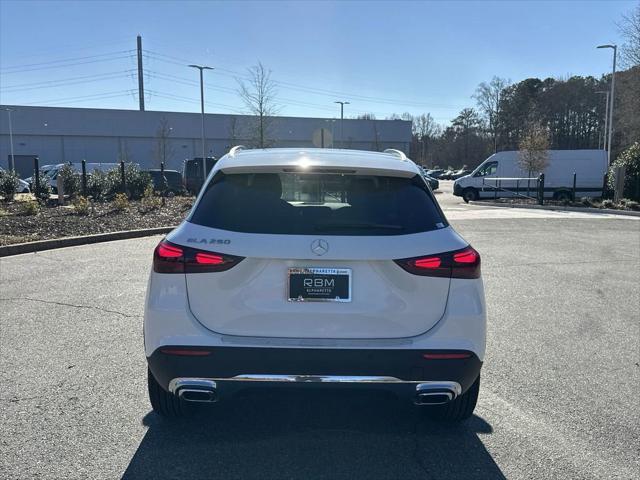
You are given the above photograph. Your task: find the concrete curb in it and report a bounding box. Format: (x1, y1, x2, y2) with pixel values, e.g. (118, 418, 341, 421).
(475, 201, 640, 217)
(0, 226, 176, 257)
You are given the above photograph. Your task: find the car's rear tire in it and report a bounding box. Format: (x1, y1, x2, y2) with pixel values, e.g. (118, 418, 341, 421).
(462, 188, 479, 203)
(423, 375, 480, 422)
(147, 367, 189, 418)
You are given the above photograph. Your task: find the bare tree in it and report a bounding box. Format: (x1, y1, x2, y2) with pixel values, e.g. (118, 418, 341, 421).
(237, 62, 279, 148)
(154, 117, 174, 167)
(474, 76, 510, 153)
(413, 113, 440, 165)
(618, 3, 640, 67)
(518, 122, 550, 176)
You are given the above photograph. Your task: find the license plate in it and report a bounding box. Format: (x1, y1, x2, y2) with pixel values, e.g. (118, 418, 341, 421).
(288, 267, 352, 302)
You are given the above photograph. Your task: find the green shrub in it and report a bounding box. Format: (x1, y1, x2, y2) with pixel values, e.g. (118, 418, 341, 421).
(0, 169, 19, 201)
(21, 201, 40, 216)
(140, 185, 162, 212)
(608, 142, 640, 201)
(601, 199, 616, 209)
(113, 192, 129, 211)
(58, 164, 81, 198)
(72, 196, 90, 215)
(86, 170, 111, 201)
(104, 164, 151, 200)
(32, 174, 52, 203)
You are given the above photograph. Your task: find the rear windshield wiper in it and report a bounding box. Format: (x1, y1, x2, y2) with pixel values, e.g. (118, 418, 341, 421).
(316, 223, 405, 231)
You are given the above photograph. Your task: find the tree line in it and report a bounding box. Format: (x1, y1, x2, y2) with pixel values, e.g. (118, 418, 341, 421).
(387, 65, 638, 170)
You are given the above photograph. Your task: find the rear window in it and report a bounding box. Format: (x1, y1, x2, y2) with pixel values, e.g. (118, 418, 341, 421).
(189, 172, 446, 236)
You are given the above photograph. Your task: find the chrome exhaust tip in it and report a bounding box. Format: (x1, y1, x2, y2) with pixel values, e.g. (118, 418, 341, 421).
(179, 388, 217, 403)
(414, 381, 461, 405)
(168, 378, 218, 403)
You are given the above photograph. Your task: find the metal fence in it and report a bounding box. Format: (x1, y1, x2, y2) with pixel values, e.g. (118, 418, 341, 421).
(482, 173, 580, 205)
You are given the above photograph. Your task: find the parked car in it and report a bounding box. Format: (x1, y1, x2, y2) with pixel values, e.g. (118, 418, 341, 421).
(145, 147, 486, 421)
(453, 150, 607, 202)
(440, 169, 456, 180)
(425, 174, 440, 191)
(145, 169, 184, 194)
(183, 157, 217, 195)
(426, 169, 444, 179)
(450, 169, 472, 180)
(418, 167, 439, 190)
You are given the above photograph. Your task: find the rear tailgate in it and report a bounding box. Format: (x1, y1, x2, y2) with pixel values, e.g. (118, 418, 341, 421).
(170, 225, 468, 339)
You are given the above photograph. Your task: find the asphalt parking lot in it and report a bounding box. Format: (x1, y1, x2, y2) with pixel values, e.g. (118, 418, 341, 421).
(1, 183, 639, 479)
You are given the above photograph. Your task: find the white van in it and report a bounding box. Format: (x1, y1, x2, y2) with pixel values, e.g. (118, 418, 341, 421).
(453, 150, 607, 202)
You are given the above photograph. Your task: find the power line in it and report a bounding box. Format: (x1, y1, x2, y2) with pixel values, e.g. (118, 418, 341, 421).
(145, 70, 338, 114)
(0, 37, 132, 60)
(24, 89, 137, 106)
(0, 70, 137, 92)
(144, 50, 464, 110)
(0, 50, 134, 70)
(34, 92, 136, 107)
(146, 89, 245, 114)
(0, 52, 135, 74)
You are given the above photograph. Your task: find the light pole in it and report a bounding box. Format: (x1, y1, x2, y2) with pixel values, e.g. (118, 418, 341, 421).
(189, 64, 213, 187)
(5, 108, 15, 172)
(334, 101, 349, 148)
(595, 90, 609, 151)
(597, 44, 616, 165)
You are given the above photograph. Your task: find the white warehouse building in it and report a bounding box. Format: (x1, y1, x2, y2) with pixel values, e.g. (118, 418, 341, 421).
(0, 105, 412, 178)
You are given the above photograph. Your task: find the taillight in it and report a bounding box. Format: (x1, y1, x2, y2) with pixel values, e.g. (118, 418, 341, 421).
(154, 241, 185, 273)
(394, 246, 481, 279)
(153, 240, 244, 273)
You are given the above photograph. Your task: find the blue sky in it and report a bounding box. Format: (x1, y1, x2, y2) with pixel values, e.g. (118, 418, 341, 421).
(0, 0, 634, 125)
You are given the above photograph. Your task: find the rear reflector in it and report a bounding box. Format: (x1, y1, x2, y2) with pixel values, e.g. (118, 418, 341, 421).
(160, 348, 212, 356)
(394, 246, 481, 279)
(423, 352, 472, 360)
(153, 240, 244, 274)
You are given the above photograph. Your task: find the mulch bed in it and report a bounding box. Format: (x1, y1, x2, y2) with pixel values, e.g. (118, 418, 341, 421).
(0, 196, 194, 246)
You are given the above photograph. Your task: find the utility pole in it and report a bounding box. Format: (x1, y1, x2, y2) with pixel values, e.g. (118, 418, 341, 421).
(189, 64, 213, 188)
(597, 44, 617, 165)
(137, 35, 145, 111)
(334, 101, 349, 148)
(5, 108, 15, 171)
(596, 90, 609, 151)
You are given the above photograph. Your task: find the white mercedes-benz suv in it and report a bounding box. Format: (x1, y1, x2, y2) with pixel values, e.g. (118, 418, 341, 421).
(144, 147, 486, 421)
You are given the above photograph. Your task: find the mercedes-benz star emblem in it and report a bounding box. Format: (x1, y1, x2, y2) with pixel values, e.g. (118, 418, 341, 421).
(310, 239, 329, 256)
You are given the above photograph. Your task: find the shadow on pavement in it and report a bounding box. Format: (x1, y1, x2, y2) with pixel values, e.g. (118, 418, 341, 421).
(122, 389, 504, 480)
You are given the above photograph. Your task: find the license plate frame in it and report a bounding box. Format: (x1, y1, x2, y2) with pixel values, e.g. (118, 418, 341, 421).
(287, 267, 352, 302)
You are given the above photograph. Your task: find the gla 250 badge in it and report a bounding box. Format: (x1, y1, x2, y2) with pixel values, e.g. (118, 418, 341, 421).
(187, 238, 231, 245)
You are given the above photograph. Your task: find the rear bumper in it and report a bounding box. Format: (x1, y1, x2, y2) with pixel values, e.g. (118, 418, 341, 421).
(147, 346, 482, 400)
(453, 182, 463, 196)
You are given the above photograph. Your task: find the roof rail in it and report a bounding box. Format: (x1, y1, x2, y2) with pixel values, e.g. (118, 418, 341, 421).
(383, 148, 408, 161)
(228, 145, 247, 157)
